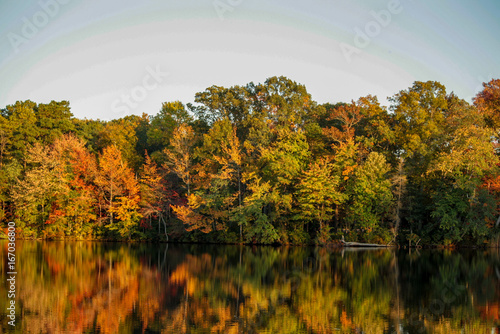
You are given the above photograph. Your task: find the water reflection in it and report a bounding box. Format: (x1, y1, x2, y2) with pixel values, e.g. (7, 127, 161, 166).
(0, 242, 499, 333)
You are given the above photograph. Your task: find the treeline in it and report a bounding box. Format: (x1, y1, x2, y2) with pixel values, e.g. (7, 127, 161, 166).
(1, 77, 500, 245)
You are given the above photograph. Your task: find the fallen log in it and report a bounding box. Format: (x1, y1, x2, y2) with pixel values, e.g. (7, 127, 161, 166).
(340, 240, 392, 248)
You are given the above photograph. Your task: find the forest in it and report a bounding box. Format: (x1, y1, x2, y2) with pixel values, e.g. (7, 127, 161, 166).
(1, 76, 499, 246)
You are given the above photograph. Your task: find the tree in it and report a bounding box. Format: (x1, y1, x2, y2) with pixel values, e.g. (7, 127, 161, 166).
(173, 119, 248, 241)
(11, 143, 63, 237)
(259, 126, 310, 227)
(51, 135, 98, 238)
(96, 145, 141, 237)
(428, 118, 498, 244)
(193, 85, 251, 128)
(98, 116, 143, 170)
(474, 78, 500, 131)
(11, 135, 99, 238)
(346, 152, 394, 243)
(296, 158, 345, 244)
(389, 81, 452, 241)
(147, 101, 192, 160)
(4, 100, 39, 165)
(0, 160, 21, 223)
(3, 77, 500, 245)
(254, 76, 314, 129)
(260, 127, 310, 190)
(36, 100, 75, 145)
(356, 95, 395, 161)
(323, 102, 363, 145)
(391, 157, 406, 240)
(140, 152, 169, 239)
(231, 176, 279, 244)
(165, 124, 196, 196)
(0, 113, 13, 167)
(171, 194, 206, 233)
(215, 125, 246, 240)
(109, 196, 142, 240)
(72, 118, 106, 154)
(391, 81, 448, 161)
(322, 103, 364, 227)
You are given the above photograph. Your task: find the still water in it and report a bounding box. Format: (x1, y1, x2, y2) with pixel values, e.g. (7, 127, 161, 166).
(0, 241, 499, 333)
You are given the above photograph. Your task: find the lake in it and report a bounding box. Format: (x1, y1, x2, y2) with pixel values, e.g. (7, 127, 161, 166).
(1, 241, 499, 333)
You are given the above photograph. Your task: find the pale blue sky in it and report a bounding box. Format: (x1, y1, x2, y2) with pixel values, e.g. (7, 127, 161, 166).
(1, 0, 499, 120)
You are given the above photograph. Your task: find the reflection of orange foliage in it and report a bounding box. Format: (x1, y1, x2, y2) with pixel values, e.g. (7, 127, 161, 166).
(12, 242, 172, 333)
(160, 252, 247, 333)
(192, 298, 234, 332)
(478, 302, 500, 321)
(64, 260, 142, 334)
(170, 263, 190, 284)
(169, 254, 214, 296)
(340, 310, 353, 328)
(140, 300, 160, 329)
(96, 278, 139, 334)
(44, 254, 64, 275)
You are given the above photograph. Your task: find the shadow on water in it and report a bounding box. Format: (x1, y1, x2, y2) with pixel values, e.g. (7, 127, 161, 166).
(0, 241, 499, 333)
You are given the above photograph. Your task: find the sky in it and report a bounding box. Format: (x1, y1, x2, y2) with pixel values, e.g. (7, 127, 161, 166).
(0, 0, 499, 120)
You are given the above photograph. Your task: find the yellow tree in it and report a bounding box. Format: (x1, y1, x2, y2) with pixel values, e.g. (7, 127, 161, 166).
(165, 124, 196, 195)
(96, 145, 141, 237)
(11, 142, 62, 237)
(214, 126, 246, 240)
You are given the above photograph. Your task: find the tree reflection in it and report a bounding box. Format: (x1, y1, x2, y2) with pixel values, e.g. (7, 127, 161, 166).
(0, 242, 499, 333)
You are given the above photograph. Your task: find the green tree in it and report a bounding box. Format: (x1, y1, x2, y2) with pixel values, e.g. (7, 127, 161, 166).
(72, 118, 106, 153)
(98, 115, 143, 170)
(0, 160, 22, 223)
(193, 84, 251, 128)
(232, 176, 279, 244)
(260, 127, 310, 229)
(296, 158, 346, 244)
(391, 81, 448, 161)
(147, 101, 192, 160)
(36, 100, 74, 145)
(0, 113, 14, 166)
(4, 100, 39, 165)
(429, 116, 498, 244)
(346, 152, 394, 243)
(356, 95, 395, 161)
(390, 81, 452, 241)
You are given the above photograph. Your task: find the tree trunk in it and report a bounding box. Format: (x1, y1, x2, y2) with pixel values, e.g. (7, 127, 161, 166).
(238, 168, 242, 242)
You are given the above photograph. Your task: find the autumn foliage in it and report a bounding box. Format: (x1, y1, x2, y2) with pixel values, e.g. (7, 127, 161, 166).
(1, 77, 500, 245)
